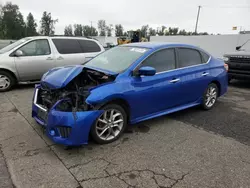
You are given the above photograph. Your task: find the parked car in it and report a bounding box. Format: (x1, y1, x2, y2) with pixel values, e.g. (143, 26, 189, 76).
(0, 36, 104, 91)
(224, 39, 250, 82)
(32, 42, 228, 146)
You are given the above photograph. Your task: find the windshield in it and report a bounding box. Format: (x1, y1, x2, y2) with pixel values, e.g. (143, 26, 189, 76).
(0, 38, 31, 54)
(85, 46, 149, 73)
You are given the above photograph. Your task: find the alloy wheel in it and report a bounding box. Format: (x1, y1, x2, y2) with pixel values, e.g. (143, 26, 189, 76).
(205, 86, 217, 108)
(0, 75, 11, 90)
(95, 109, 124, 141)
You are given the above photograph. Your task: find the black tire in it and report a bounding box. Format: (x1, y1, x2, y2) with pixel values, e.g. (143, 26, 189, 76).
(201, 83, 218, 110)
(0, 70, 16, 92)
(90, 103, 128, 144)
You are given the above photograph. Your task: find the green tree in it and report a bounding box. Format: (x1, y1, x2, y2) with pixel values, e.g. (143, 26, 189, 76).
(98, 20, 106, 36)
(26, 13, 37, 36)
(0, 2, 26, 39)
(74, 24, 83, 36)
(178, 29, 187, 35)
(141, 25, 149, 38)
(40, 11, 58, 36)
(0, 3, 3, 38)
(123, 31, 128, 36)
(115, 24, 124, 36)
(82, 25, 98, 36)
(199, 32, 208, 35)
(168, 27, 179, 35)
(64, 25, 73, 36)
(106, 24, 113, 37)
(149, 28, 156, 36)
(91, 26, 98, 36)
(157, 26, 166, 36)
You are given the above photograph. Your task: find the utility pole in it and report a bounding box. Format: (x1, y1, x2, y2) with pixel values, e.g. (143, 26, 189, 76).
(195, 6, 201, 34)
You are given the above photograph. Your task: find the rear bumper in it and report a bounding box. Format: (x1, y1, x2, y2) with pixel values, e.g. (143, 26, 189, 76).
(32, 85, 103, 146)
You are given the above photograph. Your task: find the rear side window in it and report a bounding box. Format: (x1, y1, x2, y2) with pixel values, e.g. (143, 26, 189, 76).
(142, 49, 176, 73)
(78, 40, 101, 53)
(200, 51, 210, 63)
(52, 39, 82, 54)
(177, 48, 202, 68)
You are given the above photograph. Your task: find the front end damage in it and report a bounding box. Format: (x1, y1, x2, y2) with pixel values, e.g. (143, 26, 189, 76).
(32, 66, 116, 145)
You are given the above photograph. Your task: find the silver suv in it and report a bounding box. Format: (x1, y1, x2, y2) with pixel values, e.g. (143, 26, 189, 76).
(0, 36, 104, 91)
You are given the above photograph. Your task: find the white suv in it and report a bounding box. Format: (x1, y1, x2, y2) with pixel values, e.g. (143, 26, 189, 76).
(0, 36, 105, 91)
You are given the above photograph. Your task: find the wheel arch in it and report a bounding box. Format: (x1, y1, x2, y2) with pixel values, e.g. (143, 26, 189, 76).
(0, 68, 18, 83)
(95, 98, 131, 122)
(211, 80, 221, 96)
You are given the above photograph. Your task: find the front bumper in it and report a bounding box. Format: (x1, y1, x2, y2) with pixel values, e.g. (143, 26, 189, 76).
(32, 86, 103, 146)
(228, 72, 250, 80)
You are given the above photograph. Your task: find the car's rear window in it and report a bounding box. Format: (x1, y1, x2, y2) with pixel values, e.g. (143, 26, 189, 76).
(78, 40, 101, 53)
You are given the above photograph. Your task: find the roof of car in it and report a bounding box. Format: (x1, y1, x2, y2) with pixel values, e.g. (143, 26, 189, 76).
(25, 36, 97, 41)
(122, 42, 198, 50)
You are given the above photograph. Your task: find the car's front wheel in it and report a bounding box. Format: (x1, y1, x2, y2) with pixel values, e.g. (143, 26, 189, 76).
(201, 83, 218, 110)
(0, 70, 15, 92)
(90, 104, 127, 144)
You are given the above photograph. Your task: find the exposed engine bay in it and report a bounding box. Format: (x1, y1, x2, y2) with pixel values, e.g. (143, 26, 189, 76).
(37, 68, 115, 112)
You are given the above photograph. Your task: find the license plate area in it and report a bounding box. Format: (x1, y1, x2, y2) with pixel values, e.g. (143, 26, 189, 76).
(37, 108, 48, 123)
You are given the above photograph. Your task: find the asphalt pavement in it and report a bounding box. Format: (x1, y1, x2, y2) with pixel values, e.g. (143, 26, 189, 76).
(0, 80, 250, 188)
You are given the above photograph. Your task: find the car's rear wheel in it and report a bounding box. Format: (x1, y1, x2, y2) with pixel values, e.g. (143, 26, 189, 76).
(201, 83, 218, 110)
(0, 70, 15, 92)
(90, 104, 127, 144)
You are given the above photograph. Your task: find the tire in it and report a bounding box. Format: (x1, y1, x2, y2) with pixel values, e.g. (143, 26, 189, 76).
(90, 104, 127, 144)
(0, 70, 16, 92)
(201, 83, 218, 110)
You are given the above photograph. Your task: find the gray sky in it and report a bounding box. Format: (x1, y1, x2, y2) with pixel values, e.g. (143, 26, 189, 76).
(2, 0, 250, 35)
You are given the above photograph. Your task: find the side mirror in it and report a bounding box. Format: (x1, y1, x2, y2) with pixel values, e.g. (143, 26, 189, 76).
(15, 50, 23, 57)
(236, 46, 241, 51)
(138, 66, 156, 76)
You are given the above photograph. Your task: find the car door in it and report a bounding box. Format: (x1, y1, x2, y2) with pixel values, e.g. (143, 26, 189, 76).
(78, 39, 103, 63)
(130, 48, 183, 119)
(176, 48, 212, 105)
(51, 38, 85, 67)
(14, 39, 56, 81)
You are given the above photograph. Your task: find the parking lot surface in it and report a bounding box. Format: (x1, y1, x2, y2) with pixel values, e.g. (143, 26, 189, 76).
(0, 81, 250, 188)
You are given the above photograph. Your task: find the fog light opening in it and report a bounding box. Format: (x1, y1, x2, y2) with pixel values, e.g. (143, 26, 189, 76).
(50, 129, 56, 136)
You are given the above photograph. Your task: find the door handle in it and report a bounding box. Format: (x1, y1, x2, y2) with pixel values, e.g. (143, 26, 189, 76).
(170, 78, 180, 83)
(46, 57, 53, 60)
(202, 72, 209, 76)
(57, 56, 64, 60)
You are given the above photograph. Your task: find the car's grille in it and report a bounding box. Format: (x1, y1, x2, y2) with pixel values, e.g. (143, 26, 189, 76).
(229, 56, 250, 64)
(57, 126, 72, 138)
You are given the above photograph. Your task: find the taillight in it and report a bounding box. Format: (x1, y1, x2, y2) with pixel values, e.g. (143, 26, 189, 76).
(224, 63, 229, 72)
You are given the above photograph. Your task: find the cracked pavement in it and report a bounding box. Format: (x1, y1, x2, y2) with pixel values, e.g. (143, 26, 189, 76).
(1, 80, 250, 188)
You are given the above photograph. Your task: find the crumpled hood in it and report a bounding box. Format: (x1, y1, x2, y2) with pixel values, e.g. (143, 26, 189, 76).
(41, 65, 118, 89)
(41, 65, 84, 89)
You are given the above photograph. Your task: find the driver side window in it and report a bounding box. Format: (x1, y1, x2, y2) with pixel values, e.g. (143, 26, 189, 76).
(142, 48, 176, 73)
(18, 39, 51, 56)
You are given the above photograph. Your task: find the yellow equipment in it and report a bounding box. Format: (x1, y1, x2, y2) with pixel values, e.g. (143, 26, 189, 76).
(117, 36, 131, 45)
(117, 30, 148, 45)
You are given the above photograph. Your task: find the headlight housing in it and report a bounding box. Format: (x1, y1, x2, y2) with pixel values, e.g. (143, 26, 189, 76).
(223, 56, 229, 62)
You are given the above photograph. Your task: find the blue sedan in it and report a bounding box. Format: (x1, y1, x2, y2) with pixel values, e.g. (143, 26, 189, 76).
(32, 43, 228, 146)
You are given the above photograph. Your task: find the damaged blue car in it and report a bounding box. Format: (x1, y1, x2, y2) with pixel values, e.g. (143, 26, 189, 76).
(32, 43, 228, 146)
